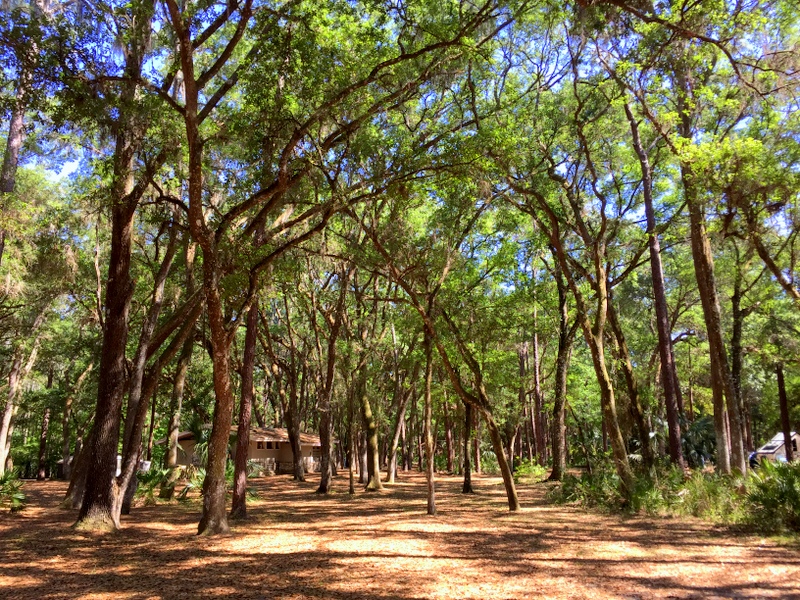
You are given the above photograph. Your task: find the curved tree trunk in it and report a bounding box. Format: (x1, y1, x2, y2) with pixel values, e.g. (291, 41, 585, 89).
(386, 363, 417, 484)
(231, 300, 258, 519)
(63, 432, 91, 509)
(76, 197, 137, 531)
(549, 259, 575, 481)
(360, 379, 383, 491)
(777, 364, 793, 463)
(160, 334, 193, 499)
(607, 298, 655, 472)
(316, 269, 349, 493)
(0, 353, 23, 475)
(423, 333, 436, 515)
(624, 103, 683, 469)
(75, 1, 156, 531)
(37, 407, 51, 480)
(462, 402, 474, 493)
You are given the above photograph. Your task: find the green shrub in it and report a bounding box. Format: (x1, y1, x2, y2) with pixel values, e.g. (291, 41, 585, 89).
(514, 460, 548, 484)
(747, 460, 800, 532)
(677, 471, 745, 523)
(479, 451, 500, 475)
(177, 466, 205, 501)
(547, 464, 748, 524)
(0, 471, 26, 512)
(135, 468, 171, 505)
(547, 464, 622, 509)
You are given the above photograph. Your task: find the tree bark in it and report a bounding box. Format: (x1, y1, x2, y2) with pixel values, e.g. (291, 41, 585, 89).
(683, 167, 744, 474)
(443, 392, 454, 474)
(360, 372, 383, 491)
(160, 241, 196, 501)
(386, 363, 417, 484)
(423, 333, 436, 515)
(61, 363, 93, 481)
(316, 268, 349, 493)
(63, 432, 91, 509)
(165, 0, 253, 536)
(231, 300, 258, 519)
(462, 402, 474, 493)
(532, 307, 546, 465)
(37, 407, 51, 480)
(0, 50, 32, 269)
(607, 297, 655, 471)
(777, 364, 793, 463)
(624, 102, 683, 469)
(729, 242, 756, 452)
(0, 353, 23, 475)
(549, 258, 575, 481)
(674, 65, 745, 474)
(119, 227, 178, 515)
(76, 1, 155, 531)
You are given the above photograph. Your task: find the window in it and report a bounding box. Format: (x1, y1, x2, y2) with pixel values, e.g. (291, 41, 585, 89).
(793, 440, 797, 452)
(256, 441, 265, 450)
(266, 442, 273, 449)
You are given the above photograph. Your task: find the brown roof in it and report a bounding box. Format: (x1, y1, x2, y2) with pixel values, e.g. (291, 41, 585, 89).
(230, 426, 323, 446)
(154, 431, 197, 446)
(157, 428, 326, 447)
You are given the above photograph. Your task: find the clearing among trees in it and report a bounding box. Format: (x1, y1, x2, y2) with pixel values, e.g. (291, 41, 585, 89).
(2, 474, 798, 600)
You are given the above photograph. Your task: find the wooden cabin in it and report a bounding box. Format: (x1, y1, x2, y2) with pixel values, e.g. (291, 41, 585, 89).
(159, 427, 325, 474)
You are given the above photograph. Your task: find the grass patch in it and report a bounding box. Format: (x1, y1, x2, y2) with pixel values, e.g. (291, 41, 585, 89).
(546, 461, 800, 536)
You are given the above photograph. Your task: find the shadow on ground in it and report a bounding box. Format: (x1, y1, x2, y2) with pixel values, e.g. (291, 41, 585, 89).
(1, 473, 797, 599)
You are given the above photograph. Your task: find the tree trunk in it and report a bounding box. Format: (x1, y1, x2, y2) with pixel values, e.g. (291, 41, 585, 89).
(607, 297, 655, 471)
(0, 353, 23, 475)
(61, 363, 94, 481)
(777, 364, 793, 463)
(474, 411, 481, 475)
(316, 270, 349, 493)
(532, 308, 546, 465)
(76, 3, 155, 531)
(231, 300, 258, 519)
(624, 103, 683, 469)
(675, 66, 745, 473)
(348, 412, 356, 495)
(386, 367, 416, 483)
(37, 407, 51, 480)
(481, 406, 520, 510)
(423, 334, 436, 515)
(160, 334, 193, 499)
(360, 376, 383, 491)
(443, 393, 454, 474)
(549, 259, 574, 481)
(462, 402, 474, 493)
(518, 342, 531, 461)
(63, 432, 92, 509)
(729, 243, 754, 452)
(586, 328, 634, 498)
(0, 53, 32, 268)
(683, 168, 744, 474)
(197, 279, 236, 535)
(165, 0, 250, 535)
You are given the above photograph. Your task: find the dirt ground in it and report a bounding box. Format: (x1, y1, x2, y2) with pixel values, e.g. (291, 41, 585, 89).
(1, 473, 798, 600)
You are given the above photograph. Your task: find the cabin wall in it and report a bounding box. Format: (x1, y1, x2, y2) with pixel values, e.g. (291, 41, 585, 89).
(177, 440, 196, 467)
(178, 437, 323, 473)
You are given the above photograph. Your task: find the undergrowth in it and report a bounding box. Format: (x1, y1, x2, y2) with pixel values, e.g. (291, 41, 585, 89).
(514, 460, 549, 484)
(133, 460, 263, 505)
(547, 460, 800, 535)
(0, 471, 26, 512)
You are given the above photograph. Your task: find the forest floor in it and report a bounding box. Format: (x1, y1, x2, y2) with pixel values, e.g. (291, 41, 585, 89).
(1, 473, 798, 600)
